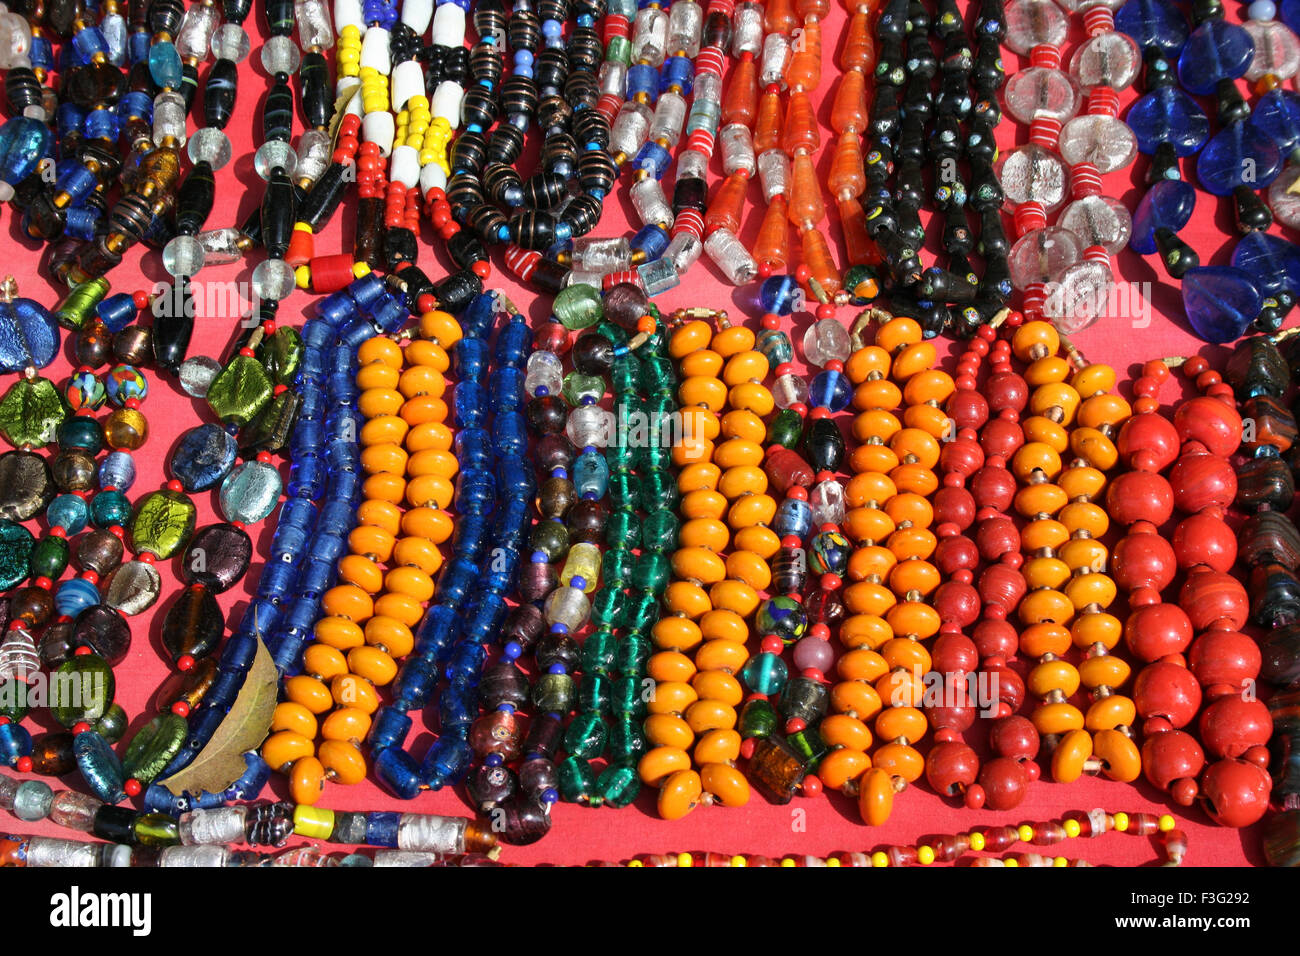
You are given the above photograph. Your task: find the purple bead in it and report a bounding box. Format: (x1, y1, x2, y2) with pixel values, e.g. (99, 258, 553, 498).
(791, 637, 835, 673)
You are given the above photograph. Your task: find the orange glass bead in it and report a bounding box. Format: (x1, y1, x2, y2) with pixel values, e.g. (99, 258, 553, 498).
(652, 617, 704, 652)
(289, 756, 325, 805)
(639, 746, 691, 785)
(838, 647, 889, 682)
(821, 713, 874, 751)
(684, 699, 737, 734)
(700, 762, 750, 806)
(704, 170, 749, 234)
(319, 739, 367, 785)
(1093, 728, 1141, 782)
(645, 714, 695, 750)
(722, 54, 758, 126)
(753, 196, 791, 273)
(786, 20, 821, 90)
(846, 470, 898, 507)
(877, 316, 923, 353)
(678, 463, 721, 494)
(669, 320, 713, 357)
(838, 614, 892, 650)
(262, 730, 314, 772)
(841, 11, 876, 72)
(858, 766, 894, 825)
(872, 741, 925, 782)
(845, 345, 890, 383)
(853, 377, 902, 412)
(321, 706, 374, 743)
(658, 769, 702, 819)
(272, 701, 318, 739)
(848, 543, 896, 581)
(680, 349, 723, 379)
(765, 0, 799, 33)
(831, 72, 868, 137)
(788, 151, 825, 226)
(754, 90, 783, 153)
(853, 408, 902, 443)
(734, 524, 780, 558)
(801, 228, 841, 294)
(839, 197, 879, 267)
(365, 616, 414, 658)
(832, 678, 884, 720)
(849, 443, 900, 475)
(648, 651, 698, 684)
(679, 517, 730, 551)
(817, 747, 871, 789)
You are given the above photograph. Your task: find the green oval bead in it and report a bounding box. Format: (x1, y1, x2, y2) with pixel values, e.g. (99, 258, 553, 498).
(51, 654, 115, 727)
(56, 415, 104, 453)
(786, 727, 829, 766)
(122, 713, 188, 783)
(630, 552, 670, 591)
(131, 812, 181, 847)
(580, 629, 617, 676)
(602, 546, 633, 586)
(206, 354, 272, 426)
(767, 408, 805, 449)
(0, 520, 35, 590)
(130, 489, 197, 559)
(553, 284, 603, 330)
(607, 471, 641, 509)
(606, 443, 635, 468)
(563, 709, 607, 760)
(639, 470, 678, 511)
(590, 587, 625, 628)
(739, 697, 779, 739)
(28, 533, 69, 581)
(557, 754, 598, 803)
(93, 703, 128, 743)
(596, 759, 641, 808)
(532, 672, 575, 713)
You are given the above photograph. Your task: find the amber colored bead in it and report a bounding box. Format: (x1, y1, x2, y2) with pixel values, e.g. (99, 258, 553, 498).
(858, 767, 895, 824)
(884, 492, 933, 528)
(838, 614, 892, 651)
(846, 346, 891, 383)
(855, 378, 902, 412)
(645, 714, 694, 749)
(735, 525, 780, 558)
(831, 72, 868, 138)
(839, 196, 879, 268)
(1011, 321, 1061, 361)
(765, 0, 800, 32)
(695, 729, 742, 765)
(680, 488, 727, 520)
(752, 197, 791, 272)
(356, 365, 400, 390)
(658, 768, 703, 819)
(331, 673, 379, 713)
(262, 730, 315, 771)
(405, 341, 449, 372)
(363, 473, 406, 504)
(679, 518, 729, 551)
(321, 706, 373, 743)
(854, 409, 902, 443)
(902, 369, 955, 405)
(801, 229, 841, 294)
(314, 617, 365, 650)
(103, 408, 148, 449)
(1033, 701, 1086, 735)
(272, 701, 318, 739)
(365, 617, 414, 657)
(1058, 464, 1107, 501)
(754, 88, 783, 153)
(788, 153, 825, 230)
(841, 11, 875, 72)
(359, 337, 404, 367)
(670, 320, 713, 357)
(1028, 659, 1080, 698)
(712, 324, 756, 358)
(418, 311, 461, 347)
(892, 342, 938, 381)
(1072, 611, 1122, 651)
(1051, 728, 1093, 783)
(652, 617, 704, 652)
(639, 746, 691, 785)
(374, 593, 423, 627)
(400, 507, 452, 543)
(664, 583, 708, 619)
(873, 741, 925, 782)
(349, 526, 396, 563)
(700, 762, 750, 806)
(1094, 729, 1141, 781)
(303, 644, 350, 681)
(1086, 695, 1137, 733)
(290, 756, 325, 805)
(319, 739, 367, 784)
(694, 638, 749, 672)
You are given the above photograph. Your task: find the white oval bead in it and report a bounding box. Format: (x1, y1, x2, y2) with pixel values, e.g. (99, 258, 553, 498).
(401, 0, 435, 33)
(431, 3, 465, 45)
(333, 0, 364, 30)
(391, 59, 424, 109)
(431, 80, 463, 126)
(420, 163, 448, 196)
(360, 25, 391, 73)
(363, 110, 395, 156)
(389, 144, 420, 187)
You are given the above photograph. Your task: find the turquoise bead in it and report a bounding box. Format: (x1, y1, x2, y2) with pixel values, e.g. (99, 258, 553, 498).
(90, 488, 132, 528)
(219, 460, 282, 523)
(741, 651, 789, 695)
(47, 493, 90, 534)
(148, 41, 183, 88)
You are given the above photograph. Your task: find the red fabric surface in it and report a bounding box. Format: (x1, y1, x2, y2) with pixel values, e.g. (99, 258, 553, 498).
(1, 0, 1280, 866)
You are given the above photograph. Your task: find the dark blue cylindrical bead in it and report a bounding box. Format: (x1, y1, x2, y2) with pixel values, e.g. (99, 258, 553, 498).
(368, 706, 413, 752)
(374, 746, 423, 799)
(493, 319, 531, 368)
(364, 811, 402, 847)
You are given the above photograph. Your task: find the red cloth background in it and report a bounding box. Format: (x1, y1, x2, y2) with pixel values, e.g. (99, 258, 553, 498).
(1, 0, 1281, 865)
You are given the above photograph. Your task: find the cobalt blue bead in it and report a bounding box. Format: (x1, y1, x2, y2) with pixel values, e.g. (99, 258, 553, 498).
(0, 298, 59, 372)
(117, 91, 151, 125)
(171, 424, 238, 492)
(1198, 122, 1282, 195)
(125, 29, 148, 64)
(0, 117, 52, 186)
(348, 273, 388, 312)
(1249, 88, 1300, 154)
(299, 556, 334, 596)
(1182, 265, 1262, 344)
(1232, 232, 1300, 298)
(364, 810, 402, 847)
(1286, 0, 1300, 33)
(57, 102, 86, 140)
(223, 752, 271, 801)
(453, 381, 488, 427)
(56, 160, 97, 204)
(82, 108, 119, 142)
(627, 62, 659, 101)
(287, 458, 325, 499)
(142, 784, 190, 814)
(392, 658, 440, 709)
(95, 293, 137, 333)
(491, 366, 525, 410)
(1126, 87, 1209, 156)
(258, 559, 298, 598)
(664, 55, 693, 94)
(314, 295, 354, 331)
(455, 427, 493, 469)
(461, 293, 498, 339)
(493, 412, 529, 456)
(72, 25, 109, 62)
(1130, 178, 1197, 254)
(497, 457, 536, 497)
(1115, 0, 1189, 56)
(436, 557, 480, 605)
(631, 223, 670, 260)
(369, 296, 405, 334)
(1178, 20, 1254, 95)
(63, 207, 99, 241)
(775, 497, 813, 538)
(0, 722, 30, 767)
(456, 469, 497, 512)
(368, 707, 412, 752)
(374, 746, 423, 799)
(493, 320, 531, 368)
(422, 735, 473, 789)
(48, 493, 90, 534)
(759, 275, 803, 315)
(96, 450, 135, 492)
(809, 369, 852, 411)
(455, 337, 489, 381)
(633, 141, 672, 179)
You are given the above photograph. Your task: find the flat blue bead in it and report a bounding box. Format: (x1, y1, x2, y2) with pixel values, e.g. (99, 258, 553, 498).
(74, 730, 126, 804)
(1115, 0, 1190, 57)
(1232, 232, 1300, 298)
(1126, 87, 1209, 156)
(171, 423, 238, 492)
(1178, 20, 1254, 95)
(1182, 265, 1262, 344)
(1130, 179, 1197, 254)
(1197, 122, 1282, 195)
(1248, 88, 1300, 155)
(0, 298, 59, 372)
(220, 460, 283, 524)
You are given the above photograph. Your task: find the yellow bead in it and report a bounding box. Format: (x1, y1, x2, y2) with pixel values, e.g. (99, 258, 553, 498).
(1159, 814, 1175, 831)
(1005, 859, 1019, 867)
(871, 851, 889, 867)
(730, 855, 746, 867)
(781, 858, 797, 867)
(826, 857, 840, 867)
(1063, 819, 1081, 838)
(292, 805, 335, 839)
(1114, 812, 1129, 831)
(917, 845, 935, 865)
(1018, 824, 1034, 842)
(628, 860, 643, 867)
(1054, 857, 1068, 867)
(968, 831, 985, 851)
(677, 852, 692, 867)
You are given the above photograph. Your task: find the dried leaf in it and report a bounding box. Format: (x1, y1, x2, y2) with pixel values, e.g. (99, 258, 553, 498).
(328, 81, 361, 147)
(157, 638, 277, 796)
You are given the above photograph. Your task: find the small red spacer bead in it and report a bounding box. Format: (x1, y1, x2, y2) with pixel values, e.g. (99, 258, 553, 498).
(788, 403, 808, 417)
(801, 774, 823, 796)
(740, 737, 757, 759)
(15, 755, 32, 773)
(815, 303, 836, 320)
(33, 576, 52, 591)
(256, 451, 273, 464)
(761, 313, 781, 330)
(171, 700, 191, 718)
(786, 717, 807, 734)
(124, 778, 143, 797)
(239, 347, 256, 358)
(809, 407, 830, 420)
(471, 260, 492, 279)
(72, 722, 92, 735)
(165, 479, 184, 493)
(760, 635, 784, 655)
(417, 294, 438, 313)
(138, 552, 155, 564)
(74, 645, 94, 656)
(177, 654, 196, 672)
(132, 290, 151, 309)
(49, 526, 66, 539)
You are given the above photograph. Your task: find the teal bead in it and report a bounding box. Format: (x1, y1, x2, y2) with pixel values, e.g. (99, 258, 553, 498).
(596, 759, 641, 808)
(607, 470, 641, 509)
(148, 41, 183, 87)
(639, 470, 678, 511)
(28, 533, 69, 581)
(614, 633, 652, 676)
(641, 355, 676, 389)
(557, 754, 598, 803)
(590, 586, 625, 627)
(0, 520, 34, 590)
(605, 508, 640, 548)
(611, 675, 647, 719)
(606, 442, 635, 468)
(756, 327, 794, 365)
(602, 545, 634, 586)
(563, 709, 607, 759)
(606, 716, 647, 761)
(640, 508, 679, 551)
(621, 589, 658, 631)
(73, 729, 126, 804)
(580, 629, 617, 676)
(46, 493, 90, 534)
(56, 415, 104, 453)
(740, 652, 789, 695)
(611, 361, 640, 393)
(577, 674, 611, 715)
(630, 551, 670, 590)
(90, 489, 132, 528)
